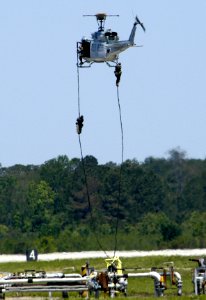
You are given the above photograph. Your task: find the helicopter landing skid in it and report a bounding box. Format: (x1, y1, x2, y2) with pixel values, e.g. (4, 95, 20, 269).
(76, 59, 119, 68)
(106, 61, 119, 68)
(77, 61, 94, 68)
(77, 63, 93, 68)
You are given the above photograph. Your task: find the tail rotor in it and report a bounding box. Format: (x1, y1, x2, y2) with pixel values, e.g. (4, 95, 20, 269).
(135, 15, 146, 32)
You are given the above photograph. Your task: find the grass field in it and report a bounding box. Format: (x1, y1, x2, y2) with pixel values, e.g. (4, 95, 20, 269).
(0, 256, 203, 299)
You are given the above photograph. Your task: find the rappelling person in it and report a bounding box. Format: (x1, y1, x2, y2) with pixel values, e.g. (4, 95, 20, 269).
(78, 44, 84, 65)
(76, 115, 84, 134)
(114, 63, 122, 87)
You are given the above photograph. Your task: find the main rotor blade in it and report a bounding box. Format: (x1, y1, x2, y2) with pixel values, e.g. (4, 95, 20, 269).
(83, 14, 119, 17)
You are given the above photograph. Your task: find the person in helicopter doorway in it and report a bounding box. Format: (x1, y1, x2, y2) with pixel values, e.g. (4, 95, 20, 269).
(114, 63, 122, 87)
(78, 44, 84, 65)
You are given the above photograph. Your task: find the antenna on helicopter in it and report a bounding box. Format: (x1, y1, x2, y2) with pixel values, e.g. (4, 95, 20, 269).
(83, 13, 119, 32)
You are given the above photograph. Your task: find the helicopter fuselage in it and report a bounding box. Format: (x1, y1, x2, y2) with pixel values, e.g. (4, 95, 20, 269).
(84, 33, 133, 63)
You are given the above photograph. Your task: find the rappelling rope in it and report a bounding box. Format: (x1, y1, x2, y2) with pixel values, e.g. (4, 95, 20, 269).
(117, 86, 124, 167)
(76, 60, 124, 258)
(113, 85, 124, 257)
(76, 64, 109, 257)
(77, 60, 81, 117)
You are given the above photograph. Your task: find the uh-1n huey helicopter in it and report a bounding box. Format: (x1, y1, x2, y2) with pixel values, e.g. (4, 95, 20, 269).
(77, 13, 145, 67)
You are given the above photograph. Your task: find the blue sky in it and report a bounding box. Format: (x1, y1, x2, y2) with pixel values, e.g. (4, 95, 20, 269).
(0, 0, 206, 167)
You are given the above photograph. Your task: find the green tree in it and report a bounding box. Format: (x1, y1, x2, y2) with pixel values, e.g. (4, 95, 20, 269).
(179, 211, 206, 248)
(25, 180, 55, 235)
(0, 176, 16, 226)
(137, 212, 180, 249)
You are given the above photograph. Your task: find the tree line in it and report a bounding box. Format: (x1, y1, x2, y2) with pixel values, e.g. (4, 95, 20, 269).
(0, 148, 206, 254)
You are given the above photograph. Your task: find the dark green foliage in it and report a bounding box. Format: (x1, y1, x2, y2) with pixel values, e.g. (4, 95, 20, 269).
(0, 149, 206, 253)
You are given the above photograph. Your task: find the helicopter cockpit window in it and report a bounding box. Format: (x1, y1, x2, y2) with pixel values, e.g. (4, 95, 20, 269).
(105, 31, 118, 41)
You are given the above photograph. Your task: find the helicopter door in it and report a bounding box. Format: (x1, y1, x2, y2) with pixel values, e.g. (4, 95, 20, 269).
(82, 40, 91, 58)
(91, 42, 107, 59)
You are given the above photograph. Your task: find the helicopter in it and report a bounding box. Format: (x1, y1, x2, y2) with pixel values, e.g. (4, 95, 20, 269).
(77, 13, 145, 67)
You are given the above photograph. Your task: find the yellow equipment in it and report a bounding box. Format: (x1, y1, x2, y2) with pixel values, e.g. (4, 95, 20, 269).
(105, 256, 123, 275)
